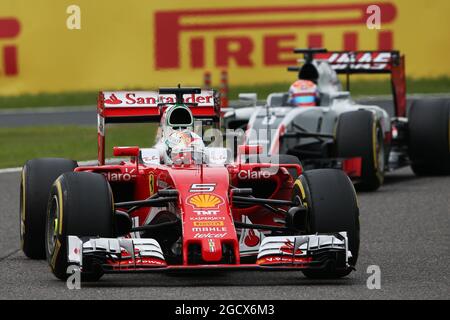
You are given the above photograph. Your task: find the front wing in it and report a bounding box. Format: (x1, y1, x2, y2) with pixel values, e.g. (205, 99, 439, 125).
(67, 233, 352, 273)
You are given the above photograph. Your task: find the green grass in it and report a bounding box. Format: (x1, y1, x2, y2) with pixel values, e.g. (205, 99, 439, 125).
(1, 77, 449, 109)
(0, 91, 99, 109)
(0, 124, 156, 168)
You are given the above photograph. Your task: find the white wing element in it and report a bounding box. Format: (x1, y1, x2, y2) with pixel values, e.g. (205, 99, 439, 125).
(67, 236, 166, 268)
(257, 232, 352, 266)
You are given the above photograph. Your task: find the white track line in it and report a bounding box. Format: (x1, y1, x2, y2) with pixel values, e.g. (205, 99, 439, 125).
(0, 167, 21, 174)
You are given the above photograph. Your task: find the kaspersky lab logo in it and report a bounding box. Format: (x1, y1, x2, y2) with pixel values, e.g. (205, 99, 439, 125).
(154, 2, 397, 70)
(0, 18, 20, 76)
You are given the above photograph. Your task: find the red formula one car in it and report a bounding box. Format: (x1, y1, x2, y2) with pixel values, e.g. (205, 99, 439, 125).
(20, 87, 359, 281)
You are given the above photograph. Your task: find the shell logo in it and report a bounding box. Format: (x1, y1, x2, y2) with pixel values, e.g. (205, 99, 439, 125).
(187, 194, 223, 209)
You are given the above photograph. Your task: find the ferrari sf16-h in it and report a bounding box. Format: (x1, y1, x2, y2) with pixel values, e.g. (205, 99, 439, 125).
(20, 87, 359, 281)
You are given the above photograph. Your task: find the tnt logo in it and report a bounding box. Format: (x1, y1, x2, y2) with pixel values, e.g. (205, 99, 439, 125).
(0, 18, 20, 76)
(154, 2, 397, 70)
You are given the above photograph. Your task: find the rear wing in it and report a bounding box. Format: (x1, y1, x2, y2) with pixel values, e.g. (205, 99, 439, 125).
(97, 88, 220, 165)
(288, 49, 406, 118)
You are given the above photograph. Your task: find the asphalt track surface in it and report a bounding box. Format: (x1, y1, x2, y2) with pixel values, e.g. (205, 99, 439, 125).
(0, 167, 448, 300)
(0, 106, 96, 127)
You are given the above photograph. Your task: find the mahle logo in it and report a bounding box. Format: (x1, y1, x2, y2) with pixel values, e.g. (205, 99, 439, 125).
(154, 2, 397, 70)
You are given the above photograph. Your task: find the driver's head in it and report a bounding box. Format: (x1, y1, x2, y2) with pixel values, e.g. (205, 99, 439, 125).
(163, 129, 204, 164)
(288, 80, 319, 107)
(161, 104, 194, 134)
(158, 104, 206, 164)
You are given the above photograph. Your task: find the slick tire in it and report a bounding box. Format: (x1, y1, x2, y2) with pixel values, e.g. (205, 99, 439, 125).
(20, 158, 78, 259)
(292, 169, 360, 279)
(45, 172, 115, 281)
(408, 99, 450, 175)
(336, 110, 385, 191)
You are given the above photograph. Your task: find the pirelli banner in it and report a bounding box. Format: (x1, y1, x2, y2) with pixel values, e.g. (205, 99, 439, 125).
(0, 0, 449, 95)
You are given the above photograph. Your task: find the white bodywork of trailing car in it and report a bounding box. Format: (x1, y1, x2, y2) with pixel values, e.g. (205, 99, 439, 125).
(224, 59, 391, 156)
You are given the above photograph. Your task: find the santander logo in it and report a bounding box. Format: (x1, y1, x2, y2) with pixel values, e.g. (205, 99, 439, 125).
(102, 91, 215, 107)
(104, 94, 123, 105)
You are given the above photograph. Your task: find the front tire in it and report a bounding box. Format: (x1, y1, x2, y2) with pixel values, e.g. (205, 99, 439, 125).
(46, 172, 115, 281)
(336, 110, 385, 191)
(20, 158, 78, 259)
(409, 99, 450, 175)
(292, 169, 360, 279)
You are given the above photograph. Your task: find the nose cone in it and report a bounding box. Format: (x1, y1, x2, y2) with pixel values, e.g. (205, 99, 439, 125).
(167, 165, 239, 265)
(201, 238, 223, 262)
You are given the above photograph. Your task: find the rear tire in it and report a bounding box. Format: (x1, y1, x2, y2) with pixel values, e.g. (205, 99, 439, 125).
(292, 169, 360, 279)
(336, 110, 385, 191)
(20, 158, 78, 259)
(408, 99, 450, 175)
(45, 172, 115, 281)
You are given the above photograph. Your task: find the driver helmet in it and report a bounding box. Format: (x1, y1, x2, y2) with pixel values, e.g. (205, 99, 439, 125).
(158, 104, 194, 140)
(288, 80, 319, 107)
(162, 129, 204, 164)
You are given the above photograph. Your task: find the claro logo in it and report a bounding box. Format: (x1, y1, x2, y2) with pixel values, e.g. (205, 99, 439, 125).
(0, 18, 20, 76)
(154, 2, 397, 70)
